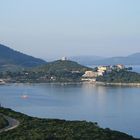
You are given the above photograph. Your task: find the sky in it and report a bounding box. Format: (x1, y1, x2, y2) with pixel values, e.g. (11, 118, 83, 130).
(0, 0, 140, 60)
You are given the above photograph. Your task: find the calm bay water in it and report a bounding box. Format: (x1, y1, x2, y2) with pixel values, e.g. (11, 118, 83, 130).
(0, 83, 140, 138)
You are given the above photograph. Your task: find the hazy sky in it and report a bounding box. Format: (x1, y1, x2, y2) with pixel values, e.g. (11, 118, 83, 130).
(0, 0, 140, 60)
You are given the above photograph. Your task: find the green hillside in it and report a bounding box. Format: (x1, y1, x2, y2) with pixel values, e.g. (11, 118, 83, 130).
(35, 60, 91, 73)
(0, 107, 138, 140)
(0, 60, 92, 82)
(29, 60, 92, 82)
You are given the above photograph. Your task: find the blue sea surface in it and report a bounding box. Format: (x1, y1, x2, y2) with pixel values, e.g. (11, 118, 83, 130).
(0, 82, 140, 138)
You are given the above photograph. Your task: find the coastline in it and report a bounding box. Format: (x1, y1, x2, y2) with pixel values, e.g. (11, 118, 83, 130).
(2, 81, 140, 87)
(95, 81, 140, 87)
(0, 107, 138, 140)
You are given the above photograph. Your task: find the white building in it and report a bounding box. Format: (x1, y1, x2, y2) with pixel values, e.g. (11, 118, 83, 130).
(0, 79, 5, 84)
(116, 64, 125, 70)
(82, 71, 98, 82)
(82, 71, 98, 78)
(61, 57, 68, 61)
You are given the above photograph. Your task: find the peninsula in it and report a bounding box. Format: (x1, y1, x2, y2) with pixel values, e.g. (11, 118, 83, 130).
(0, 44, 140, 85)
(0, 107, 138, 140)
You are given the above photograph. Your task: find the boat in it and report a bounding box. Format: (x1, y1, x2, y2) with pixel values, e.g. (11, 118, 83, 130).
(21, 95, 28, 99)
(0, 79, 6, 85)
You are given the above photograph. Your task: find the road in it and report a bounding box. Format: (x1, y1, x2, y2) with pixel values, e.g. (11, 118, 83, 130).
(0, 114, 20, 133)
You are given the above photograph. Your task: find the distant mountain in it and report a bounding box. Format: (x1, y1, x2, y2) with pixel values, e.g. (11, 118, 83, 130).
(91, 53, 140, 65)
(34, 60, 92, 73)
(70, 55, 105, 65)
(0, 44, 46, 70)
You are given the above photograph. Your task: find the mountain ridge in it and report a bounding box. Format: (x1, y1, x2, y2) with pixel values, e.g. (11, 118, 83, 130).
(92, 53, 140, 65)
(70, 53, 140, 66)
(0, 44, 47, 70)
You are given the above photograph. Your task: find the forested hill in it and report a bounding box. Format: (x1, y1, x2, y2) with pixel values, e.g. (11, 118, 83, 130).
(0, 60, 92, 82)
(0, 44, 46, 68)
(34, 60, 91, 73)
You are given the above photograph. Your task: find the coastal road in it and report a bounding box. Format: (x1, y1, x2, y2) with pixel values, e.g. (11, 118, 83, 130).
(0, 113, 20, 133)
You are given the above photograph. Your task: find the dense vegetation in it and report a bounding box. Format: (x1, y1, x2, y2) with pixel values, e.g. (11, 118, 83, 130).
(0, 60, 91, 82)
(97, 70, 140, 83)
(0, 108, 138, 140)
(0, 114, 8, 129)
(35, 60, 91, 73)
(0, 44, 46, 70)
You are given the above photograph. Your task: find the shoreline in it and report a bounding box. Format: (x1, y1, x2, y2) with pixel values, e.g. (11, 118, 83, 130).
(0, 107, 138, 140)
(95, 81, 140, 87)
(2, 81, 140, 87)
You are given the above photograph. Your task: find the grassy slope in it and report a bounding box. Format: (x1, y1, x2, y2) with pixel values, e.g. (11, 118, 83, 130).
(0, 108, 138, 140)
